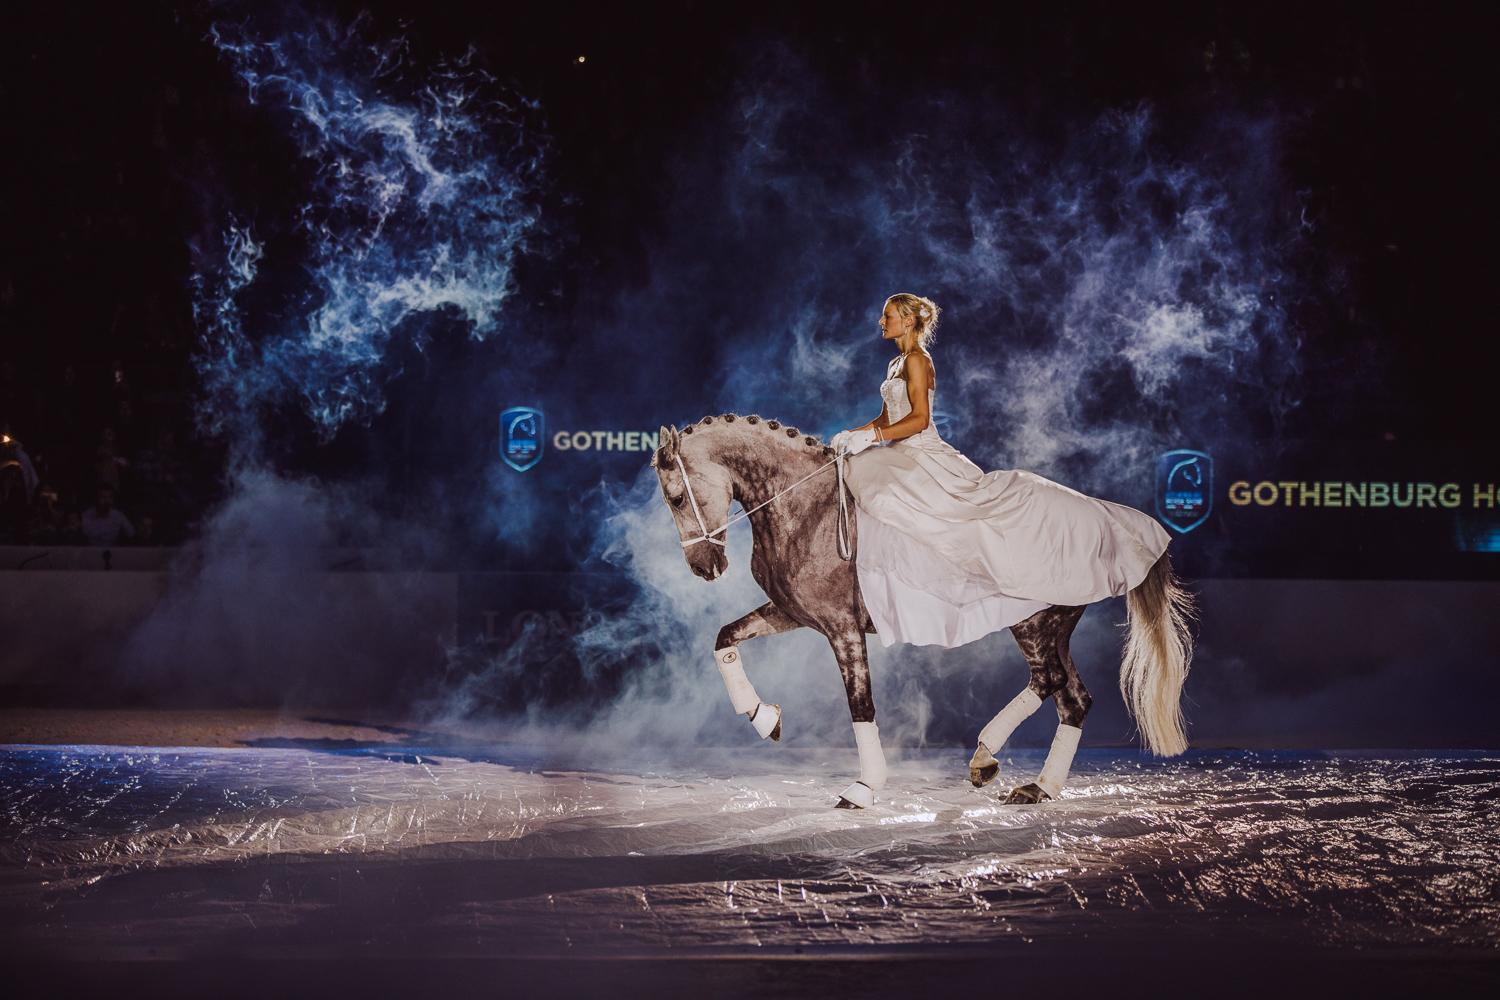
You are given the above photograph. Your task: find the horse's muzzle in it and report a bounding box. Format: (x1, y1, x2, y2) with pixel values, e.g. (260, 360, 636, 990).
(688, 547, 728, 581)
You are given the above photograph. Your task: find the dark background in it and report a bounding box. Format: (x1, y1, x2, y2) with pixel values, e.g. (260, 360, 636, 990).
(0, 1, 1495, 744)
(1, 1, 1492, 545)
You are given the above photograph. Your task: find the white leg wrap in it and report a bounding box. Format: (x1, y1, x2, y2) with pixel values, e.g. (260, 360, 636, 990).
(977, 687, 1042, 753)
(715, 646, 761, 715)
(852, 721, 888, 791)
(750, 703, 781, 739)
(838, 721, 888, 808)
(1036, 724, 1082, 799)
(838, 781, 874, 809)
(716, 646, 779, 739)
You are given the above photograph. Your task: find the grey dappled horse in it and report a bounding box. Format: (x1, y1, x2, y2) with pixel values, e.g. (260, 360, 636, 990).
(652, 414, 1196, 809)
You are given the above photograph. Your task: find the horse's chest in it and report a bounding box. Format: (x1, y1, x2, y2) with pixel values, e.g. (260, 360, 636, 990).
(751, 536, 853, 625)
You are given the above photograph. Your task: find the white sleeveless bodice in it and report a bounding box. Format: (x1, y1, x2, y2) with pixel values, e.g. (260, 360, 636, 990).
(880, 352, 943, 448)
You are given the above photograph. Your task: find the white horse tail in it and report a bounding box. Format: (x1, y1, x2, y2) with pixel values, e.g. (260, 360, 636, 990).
(1119, 551, 1197, 756)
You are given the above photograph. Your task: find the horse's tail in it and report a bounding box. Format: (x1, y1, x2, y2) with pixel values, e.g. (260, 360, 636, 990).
(1119, 551, 1197, 756)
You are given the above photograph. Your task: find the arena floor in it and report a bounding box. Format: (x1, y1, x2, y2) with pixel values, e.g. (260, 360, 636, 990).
(1, 712, 1496, 996)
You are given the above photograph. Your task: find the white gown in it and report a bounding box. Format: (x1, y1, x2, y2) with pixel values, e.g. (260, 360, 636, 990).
(845, 351, 1172, 648)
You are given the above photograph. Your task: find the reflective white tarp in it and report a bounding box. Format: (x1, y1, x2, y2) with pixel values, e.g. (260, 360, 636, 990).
(1, 745, 1496, 957)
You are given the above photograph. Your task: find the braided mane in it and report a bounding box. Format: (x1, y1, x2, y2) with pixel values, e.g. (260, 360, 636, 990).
(652, 413, 835, 469)
(685, 413, 830, 449)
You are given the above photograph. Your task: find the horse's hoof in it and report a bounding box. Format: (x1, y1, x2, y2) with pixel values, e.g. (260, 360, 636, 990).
(835, 780, 873, 809)
(751, 703, 781, 741)
(968, 742, 999, 788)
(1004, 782, 1051, 805)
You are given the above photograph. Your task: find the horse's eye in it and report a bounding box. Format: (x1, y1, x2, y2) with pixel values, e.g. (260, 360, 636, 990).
(670, 494, 685, 508)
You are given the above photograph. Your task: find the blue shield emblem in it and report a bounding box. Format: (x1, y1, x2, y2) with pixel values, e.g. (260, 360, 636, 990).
(500, 406, 544, 472)
(1155, 449, 1212, 534)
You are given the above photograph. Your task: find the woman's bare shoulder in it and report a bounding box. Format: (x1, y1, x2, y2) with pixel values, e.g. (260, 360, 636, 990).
(903, 350, 936, 383)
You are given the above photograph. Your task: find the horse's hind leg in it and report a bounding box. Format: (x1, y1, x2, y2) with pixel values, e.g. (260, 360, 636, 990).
(967, 608, 1069, 787)
(715, 602, 803, 742)
(969, 685, 1043, 787)
(1003, 606, 1089, 804)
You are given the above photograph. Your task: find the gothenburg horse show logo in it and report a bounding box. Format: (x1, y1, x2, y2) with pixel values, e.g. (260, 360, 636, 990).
(501, 406, 544, 472)
(1156, 449, 1212, 534)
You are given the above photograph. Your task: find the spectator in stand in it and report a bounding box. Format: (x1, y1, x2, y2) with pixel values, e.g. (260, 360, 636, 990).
(26, 484, 66, 544)
(0, 426, 39, 501)
(93, 426, 129, 494)
(62, 510, 85, 545)
(134, 426, 183, 537)
(116, 397, 139, 453)
(0, 427, 39, 543)
(80, 485, 134, 547)
(53, 364, 85, 459)
(108, 358, 136, 448)
(136, 514, 157, 546)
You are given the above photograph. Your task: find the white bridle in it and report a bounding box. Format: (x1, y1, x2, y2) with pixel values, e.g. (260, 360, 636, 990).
(672, 450, 852, 560)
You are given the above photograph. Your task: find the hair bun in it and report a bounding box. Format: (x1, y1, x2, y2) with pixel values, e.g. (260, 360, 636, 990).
(883, 292, 941, 350)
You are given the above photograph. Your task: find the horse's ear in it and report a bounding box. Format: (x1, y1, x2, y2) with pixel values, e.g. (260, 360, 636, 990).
(653, 424, 677, 468)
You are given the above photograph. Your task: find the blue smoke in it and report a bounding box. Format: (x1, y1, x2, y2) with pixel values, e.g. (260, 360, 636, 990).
(122, 9, 557, 705)
(689, 47, 1306, 494)
(192, 13, 548, 448)
(543, 46, 1316, 746)
(172, 21, 1324, 747)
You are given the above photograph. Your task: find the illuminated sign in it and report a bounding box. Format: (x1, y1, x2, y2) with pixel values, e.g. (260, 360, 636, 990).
(1160, 440, 1499, 575)
(500, 406, 544, 472)
(1156, 449, 1213, 534)
(551, 430, 661, 453)
(500, 405, 662, 471)
(1225, 479, 1487, 509)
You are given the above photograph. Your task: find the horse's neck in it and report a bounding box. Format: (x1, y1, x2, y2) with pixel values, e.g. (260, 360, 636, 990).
(713, 433, 833, 532)
(734, 456, 830, 511)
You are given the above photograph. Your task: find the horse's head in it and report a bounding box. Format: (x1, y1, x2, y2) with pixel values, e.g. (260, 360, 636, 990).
(652, 421, 734, 582)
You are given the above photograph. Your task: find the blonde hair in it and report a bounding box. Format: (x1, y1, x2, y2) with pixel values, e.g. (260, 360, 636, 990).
(884, 293, 941, 350)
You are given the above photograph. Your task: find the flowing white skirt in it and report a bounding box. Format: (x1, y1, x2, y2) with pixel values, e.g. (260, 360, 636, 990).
(845, 431, 1171, 649)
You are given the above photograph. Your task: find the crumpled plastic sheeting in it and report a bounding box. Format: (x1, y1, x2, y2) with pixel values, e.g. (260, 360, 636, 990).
(0, 746, 1496, 957)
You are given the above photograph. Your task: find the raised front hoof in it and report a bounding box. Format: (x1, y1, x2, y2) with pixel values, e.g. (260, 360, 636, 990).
(968, 743, 999, 788)
(750, 703, 782, 742)
(1003, 782, 1052, 805)
(835, 780, 874, 809)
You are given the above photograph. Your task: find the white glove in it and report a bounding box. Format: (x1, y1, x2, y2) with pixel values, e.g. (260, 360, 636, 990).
(844, 428, 879, 454)
(830, 429, 852, 452)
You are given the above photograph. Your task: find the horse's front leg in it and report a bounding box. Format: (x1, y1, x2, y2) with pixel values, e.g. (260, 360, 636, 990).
(714, 602, 803, 741)
(827, 629, 887, 809)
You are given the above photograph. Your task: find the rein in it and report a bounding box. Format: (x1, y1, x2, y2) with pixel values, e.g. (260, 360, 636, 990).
(674, 449, 853, 560)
